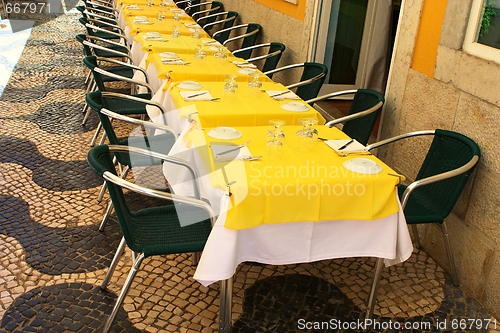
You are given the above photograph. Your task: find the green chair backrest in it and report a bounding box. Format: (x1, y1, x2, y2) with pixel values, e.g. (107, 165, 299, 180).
(232, 23, 261, 59)
(295, 62, 328, 102)
(190, 1, 223, 24)
(341, 89, 384, 146)
(406, 129, 480, 222)
(83, 55, 107, 92)
(76, 34, 93, 57)
(204, 11, 238, 35)
(261, 42, 286, 73)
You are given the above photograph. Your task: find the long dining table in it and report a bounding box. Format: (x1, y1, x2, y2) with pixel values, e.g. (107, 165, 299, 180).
(116, 3, 414, 332)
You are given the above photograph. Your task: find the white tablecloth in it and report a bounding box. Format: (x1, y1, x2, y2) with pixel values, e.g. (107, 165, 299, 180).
(164, 126, 413, 287)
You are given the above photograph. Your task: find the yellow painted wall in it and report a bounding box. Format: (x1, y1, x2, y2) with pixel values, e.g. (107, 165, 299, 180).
(249, 0, 306, 21)
(411, 0, 448, 77)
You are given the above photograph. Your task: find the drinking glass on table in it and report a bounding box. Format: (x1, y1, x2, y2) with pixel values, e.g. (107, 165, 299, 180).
(295, 118, 319, 151)
(247, 71, 262, 98)
(191, 28, 202, 39)
(223, 79, 237, 101)
(172, 12, 181, 21)
(171, 26, 181, 38)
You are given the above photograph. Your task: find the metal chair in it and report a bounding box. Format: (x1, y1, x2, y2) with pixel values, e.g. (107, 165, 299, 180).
(232, 42, 285, 72)
(212, 23, 261, 51)
(185, 1, 222, 21)
(174, 0, 201, 10)
(198, 11, 238, 36)
(307, 89, 384, 145)
(86, 91, 176, 230)
(366, 129, 481, 285)
(87, 144, 214, 333)
(264, 62, 328, 101)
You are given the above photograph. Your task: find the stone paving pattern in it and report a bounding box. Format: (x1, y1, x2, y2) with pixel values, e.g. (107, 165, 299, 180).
(0, 10, 499, 333)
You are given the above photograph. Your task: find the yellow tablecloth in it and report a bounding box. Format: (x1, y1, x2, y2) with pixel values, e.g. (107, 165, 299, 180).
(121, 3, 178, 18)
(126, 16, 209, 38)
(135, 34, 224, 55)
(170, 81, 325, 127)
(150, 53, 273, 82)
(185, 125, 403, 229)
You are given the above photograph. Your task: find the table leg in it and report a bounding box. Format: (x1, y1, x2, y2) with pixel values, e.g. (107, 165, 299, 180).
(365, 257, 384, 321)
(219, 277, 233, 333)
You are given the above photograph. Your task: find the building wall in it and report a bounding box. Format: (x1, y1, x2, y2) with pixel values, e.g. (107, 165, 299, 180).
(218, 0, 316, 85)
(381, 0, 500, 320)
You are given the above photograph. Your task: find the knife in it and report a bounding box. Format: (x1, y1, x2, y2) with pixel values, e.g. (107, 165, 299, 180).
(269, 91, 291, 98)
(186, 90, 209, 99)
(338, 139, 354, 150)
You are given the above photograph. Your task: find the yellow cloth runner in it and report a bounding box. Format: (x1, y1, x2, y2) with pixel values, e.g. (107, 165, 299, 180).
(186, 125, 404, 230)
(150, 53, 272, 82)
(170, 81, 326, 127)
(121, 3, 178, 18)
(136, 33, 226, 55)
(126, 16, 210, 38)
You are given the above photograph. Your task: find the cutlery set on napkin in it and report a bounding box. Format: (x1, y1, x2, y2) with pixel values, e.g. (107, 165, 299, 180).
(265, 90, 299, 101)
(126, 4, 140, 9)
(179, 90, 219, 101)
(161, 58, 189, 65)
(232, 61, 257, 69)
(210, 142, 261, 162)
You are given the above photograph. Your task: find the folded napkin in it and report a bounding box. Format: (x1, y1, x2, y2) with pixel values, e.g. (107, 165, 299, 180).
(184, 23, 200, 28)
(202, 39, 219, 46)
(170, 8, 184, 12)
(233, 61, 257, 69)
(179, 90, 214, 101)
(161, 59, 185, 65)
(325, 139, 367, 154)
(265, 90, 299, 101)
(126, 4, 140, 9)
(134, 20, 151, 24)
(211, 144, 252, 161)
(144, 36, 165, 40)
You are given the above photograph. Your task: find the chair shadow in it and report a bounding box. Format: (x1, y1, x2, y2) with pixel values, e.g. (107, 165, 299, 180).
(232, 273, 492, 333)
(0, 136, 102, 191)
(0, 283, 142, 333)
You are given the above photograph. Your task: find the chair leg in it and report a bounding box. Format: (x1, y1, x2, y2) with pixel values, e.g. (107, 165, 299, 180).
(411, 224, 421, 248)
(102, 253, 145, 333)
(99, 201, 114, 232)
(84, 69, 91, 86)
(90, 122, 103, 147)
(192, 252, 201, 265)
(364, 258, 384, 324)
(438, 222, 458, 286)
(101, 236, 127, 290)
(97, 180, 107, 202)
(81, 104, 92, 125)
(219, 277, 233, 333)
(98, 118, 111, 145)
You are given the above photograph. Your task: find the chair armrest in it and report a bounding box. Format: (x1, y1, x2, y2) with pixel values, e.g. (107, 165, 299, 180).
(400, 155, 479, 210)
(222, 28, 259, 46)
(95, 56, 148, 83)
(306, 89, 358, 105)
(85, 23, 126, 39)
(202, 15, 234, 30)
(87, 17, 124, 33)
(232, 43, 270, 57)
(286, 72, 326, 90)
(84, 9, 118, 23)
(101, 91, 160, 110)
(263, 63, 305, 76)
(212, 24, 248, 38)
(87, 35, 130, 52)
(246, 49, 281, 63)
(195, 10, 224, 23)
(87, 1, 119, 15)
(106, 145, 214, 221)
(324, 101, 383, 127)
(83, 40, 133, 62)
(101, 108, 177, 139)
(365, 130, 436, 151)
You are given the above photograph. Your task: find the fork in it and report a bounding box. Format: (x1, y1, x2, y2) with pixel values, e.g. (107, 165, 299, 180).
(216, 155, 262, 162)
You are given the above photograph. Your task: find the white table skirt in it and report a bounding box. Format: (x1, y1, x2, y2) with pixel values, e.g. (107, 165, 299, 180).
(163, 125, 414, 287)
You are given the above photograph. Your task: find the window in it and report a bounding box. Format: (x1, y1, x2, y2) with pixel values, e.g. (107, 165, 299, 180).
(464, 0, 500, 62)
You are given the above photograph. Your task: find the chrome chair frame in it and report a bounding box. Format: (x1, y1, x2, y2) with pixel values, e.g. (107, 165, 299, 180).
(264, 63, 327, 90)
(200, 12, 236, 31)
(98, 145, 215, 333)
(212, 24, 260, 47)
(186, 1, 222, 20)
(306, 89, 383, 126)
(366, 130, 480, 286)
(232, 43, 283, 62)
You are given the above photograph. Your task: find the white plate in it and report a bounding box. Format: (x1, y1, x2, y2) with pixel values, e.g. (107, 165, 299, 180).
(237, 68, 258, 75)
(159, 52, 179, 59)
(207, 127, 242, 140)
(145, 31, 161, 36)
(343, 158, 383, 174)
(178, 81, 203, 89)
(135, 16, 148, 20)
(280, 102, 310, 112)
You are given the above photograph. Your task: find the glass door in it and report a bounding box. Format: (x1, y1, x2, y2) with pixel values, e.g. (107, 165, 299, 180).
(311, 0, 393, 96)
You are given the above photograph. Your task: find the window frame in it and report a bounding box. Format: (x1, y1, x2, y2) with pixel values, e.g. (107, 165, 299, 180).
(463, 0, 500, 63)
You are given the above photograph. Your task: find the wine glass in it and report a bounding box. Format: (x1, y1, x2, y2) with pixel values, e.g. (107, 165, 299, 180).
(269, 119, 285, 129)
(296, 118, 318, 137)
(225, 74, 238, 89)
(214, 45, 228, 59)
(247, 71, 262, 97)
(171, 26, 181, 38)
(172, 12, 181, 21)
(223, 79, 236, 101)
(191, 27, 202, 39)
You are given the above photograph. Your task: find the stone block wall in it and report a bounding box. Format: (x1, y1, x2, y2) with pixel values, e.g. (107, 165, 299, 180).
(216, 0, 316, 86)
(380, 0, 500, 320)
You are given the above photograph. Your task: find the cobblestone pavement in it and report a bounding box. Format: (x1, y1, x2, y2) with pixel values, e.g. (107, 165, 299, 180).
(0, 11, 499, 333)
